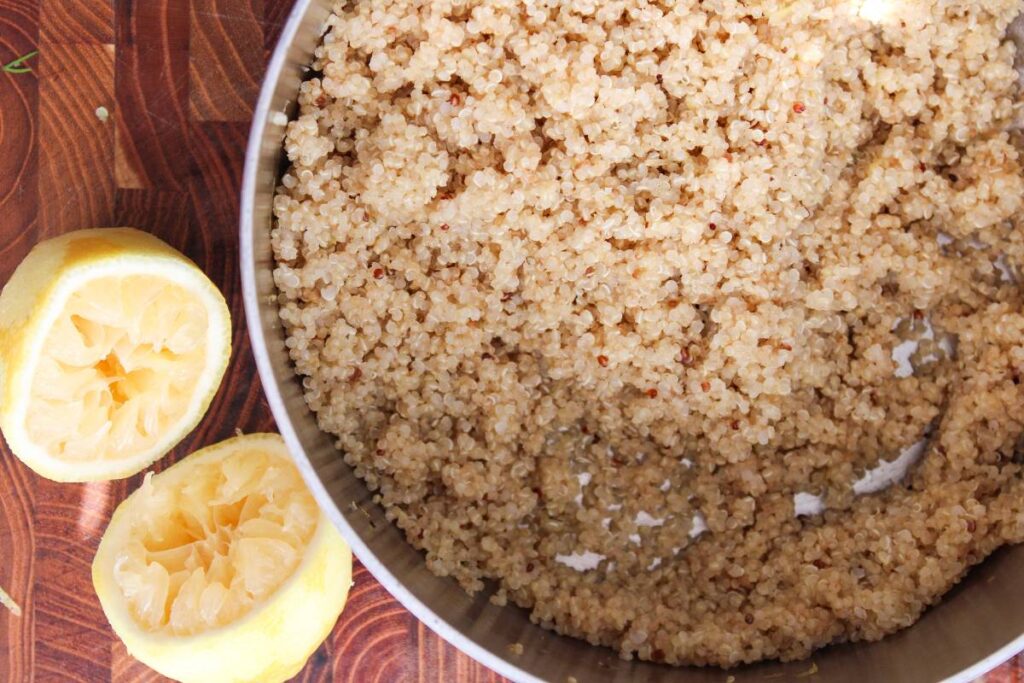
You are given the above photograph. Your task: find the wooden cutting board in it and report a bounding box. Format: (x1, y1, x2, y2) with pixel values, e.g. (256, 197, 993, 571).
(0, 1, 505, 680)
(0, 1, 1018, 681)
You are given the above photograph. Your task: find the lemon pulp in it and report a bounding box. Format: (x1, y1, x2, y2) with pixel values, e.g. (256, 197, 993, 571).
(114, 446, 319, 635)
(29, 275, 210, 463)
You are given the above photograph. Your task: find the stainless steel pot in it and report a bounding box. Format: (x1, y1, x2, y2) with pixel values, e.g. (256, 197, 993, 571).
(241, 2, 1024, 680)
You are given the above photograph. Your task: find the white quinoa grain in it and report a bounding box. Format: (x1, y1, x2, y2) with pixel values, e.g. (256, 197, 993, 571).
(273, 0, 1024, 668)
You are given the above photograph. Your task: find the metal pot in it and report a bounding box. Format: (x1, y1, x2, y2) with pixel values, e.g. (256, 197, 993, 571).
(241, 2, 1024, 680)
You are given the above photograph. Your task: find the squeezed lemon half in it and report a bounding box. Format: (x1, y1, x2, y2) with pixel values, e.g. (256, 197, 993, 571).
(0, 228, 231, 481)
(92, 433, 352, 683)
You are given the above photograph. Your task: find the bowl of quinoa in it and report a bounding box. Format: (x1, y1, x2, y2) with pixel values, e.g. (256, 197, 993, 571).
(247, 0, 1024, 678)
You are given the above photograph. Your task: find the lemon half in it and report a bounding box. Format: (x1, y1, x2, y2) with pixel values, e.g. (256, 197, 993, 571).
(92, 433, 352, 683)
(0, 228, 231, 481)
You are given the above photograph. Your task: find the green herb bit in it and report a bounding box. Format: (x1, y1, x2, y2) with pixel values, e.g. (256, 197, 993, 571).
(3, 50, 39, 75)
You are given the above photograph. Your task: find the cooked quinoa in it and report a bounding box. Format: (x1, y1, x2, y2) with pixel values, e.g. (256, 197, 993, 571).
(272, 0, 1024, 667)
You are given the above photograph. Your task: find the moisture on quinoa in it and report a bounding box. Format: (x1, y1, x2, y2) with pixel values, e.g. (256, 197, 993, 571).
(272, 0, 1024, 667)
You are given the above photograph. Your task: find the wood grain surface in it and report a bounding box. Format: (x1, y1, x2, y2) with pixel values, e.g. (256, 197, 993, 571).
(0, 1, 506, 681)
(0, 1, 1019, 682)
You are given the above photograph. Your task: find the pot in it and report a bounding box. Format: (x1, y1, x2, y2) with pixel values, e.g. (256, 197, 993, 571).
(241, 2, 1024, 680)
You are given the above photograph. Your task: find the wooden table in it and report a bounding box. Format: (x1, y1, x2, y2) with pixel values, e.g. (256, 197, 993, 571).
(0, 0, 505, 680)
(0, 1, 1019, 681)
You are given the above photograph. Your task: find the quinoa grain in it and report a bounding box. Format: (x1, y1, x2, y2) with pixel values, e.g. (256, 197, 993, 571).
(273, 0, 1024, 668)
